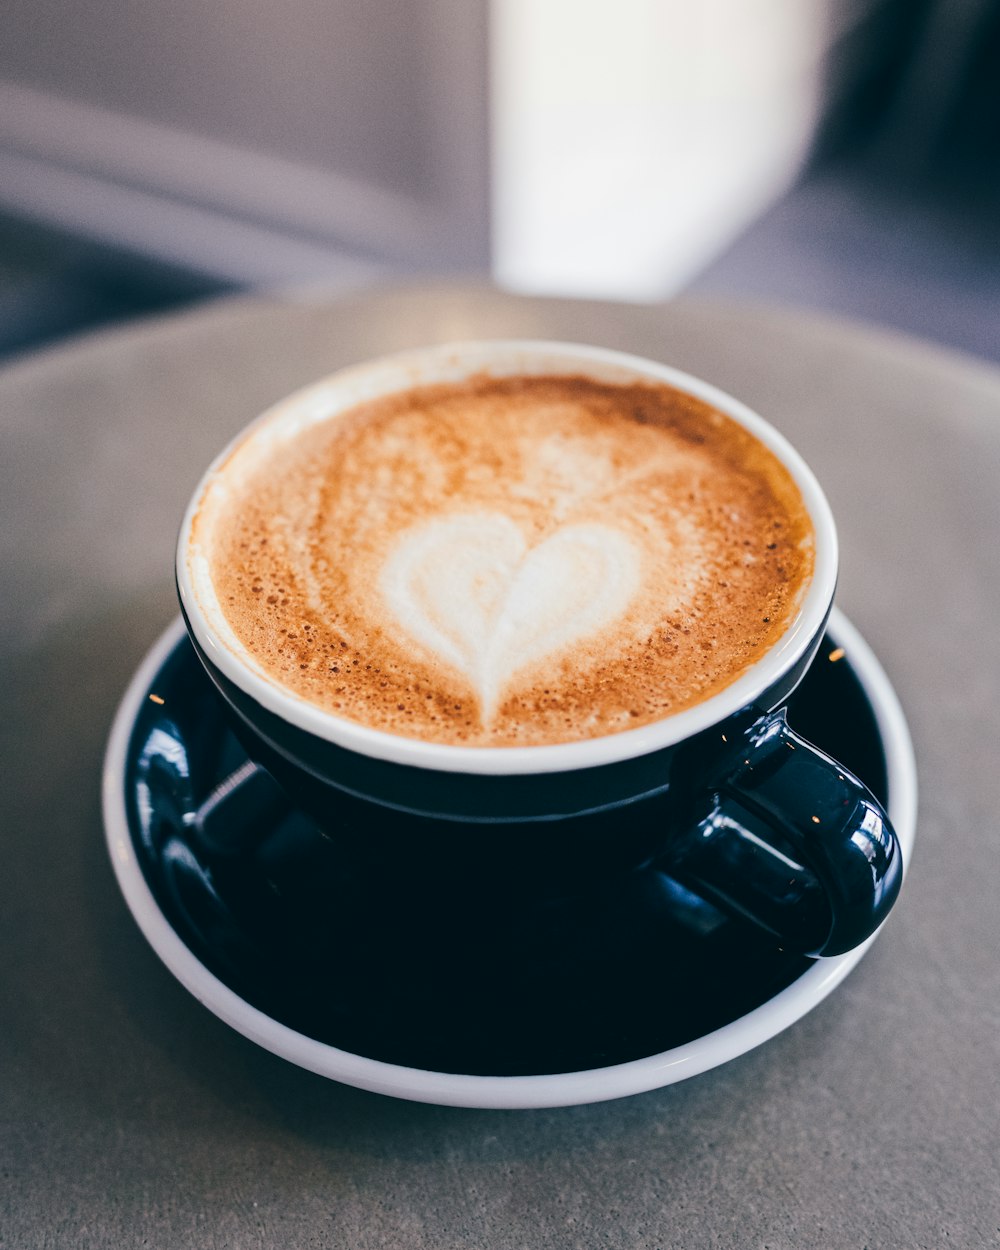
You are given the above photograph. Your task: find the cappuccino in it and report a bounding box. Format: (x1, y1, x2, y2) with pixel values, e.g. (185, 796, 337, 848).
(189, 371, 814, 747)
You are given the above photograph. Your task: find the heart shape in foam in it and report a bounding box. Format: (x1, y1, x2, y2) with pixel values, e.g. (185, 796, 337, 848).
(380, 513, 640, 723)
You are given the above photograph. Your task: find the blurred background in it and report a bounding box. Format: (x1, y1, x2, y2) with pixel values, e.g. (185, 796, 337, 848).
(0, 0, 997, 363)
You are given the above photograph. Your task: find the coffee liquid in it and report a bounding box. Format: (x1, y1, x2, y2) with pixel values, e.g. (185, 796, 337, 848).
(191, 373, 814, 746)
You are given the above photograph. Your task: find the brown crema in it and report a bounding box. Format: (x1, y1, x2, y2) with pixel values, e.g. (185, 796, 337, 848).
(193, 372, 815, 746)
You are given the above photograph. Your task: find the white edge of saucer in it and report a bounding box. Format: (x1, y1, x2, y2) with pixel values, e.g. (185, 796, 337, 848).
(102, 607, 917, 1110)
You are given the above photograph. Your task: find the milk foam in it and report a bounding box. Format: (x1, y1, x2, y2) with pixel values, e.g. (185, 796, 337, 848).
(194, 372, 815, 747)
(381, 514, 641, 723)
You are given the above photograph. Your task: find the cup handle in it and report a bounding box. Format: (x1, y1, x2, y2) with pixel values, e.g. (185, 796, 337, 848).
(191, 760, 290, 856)
(664, 709, 903, 957)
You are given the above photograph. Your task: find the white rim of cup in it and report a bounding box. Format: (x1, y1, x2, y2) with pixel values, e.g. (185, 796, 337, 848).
(103, 608, 916, 1109)
(177, 340, 839, 776)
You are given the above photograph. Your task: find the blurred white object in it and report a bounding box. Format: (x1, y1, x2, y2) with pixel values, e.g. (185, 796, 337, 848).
(492, 0, 843, 300)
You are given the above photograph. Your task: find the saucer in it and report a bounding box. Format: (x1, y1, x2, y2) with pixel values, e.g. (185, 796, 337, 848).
(103, 608, 916, 1108)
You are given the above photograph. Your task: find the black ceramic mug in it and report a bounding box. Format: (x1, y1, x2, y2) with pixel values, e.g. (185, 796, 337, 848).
(176, 341, 901, 986)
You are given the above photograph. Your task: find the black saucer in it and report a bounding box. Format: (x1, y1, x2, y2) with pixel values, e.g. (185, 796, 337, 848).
(115, 621, 891, 1078)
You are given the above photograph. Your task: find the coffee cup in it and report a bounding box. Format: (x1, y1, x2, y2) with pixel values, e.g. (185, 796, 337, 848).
(175, 340, 901, 987)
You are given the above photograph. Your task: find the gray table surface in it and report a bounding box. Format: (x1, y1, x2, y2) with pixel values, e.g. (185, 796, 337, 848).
(2, 284, 998, 1249)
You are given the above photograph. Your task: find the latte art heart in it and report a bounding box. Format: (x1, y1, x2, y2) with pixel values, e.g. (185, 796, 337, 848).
(380, 514, 641, 722)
